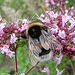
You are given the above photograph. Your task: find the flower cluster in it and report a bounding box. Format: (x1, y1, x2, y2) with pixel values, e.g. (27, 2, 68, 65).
(45, 0, 75, 18)
(0, 18, 29, 58)
(38, 0, 75, 75)
(38, 10, 75, 59)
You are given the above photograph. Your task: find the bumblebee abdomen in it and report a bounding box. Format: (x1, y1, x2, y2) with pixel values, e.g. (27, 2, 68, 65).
(39, 48, 50, 56)
(28, 26, 41, 39)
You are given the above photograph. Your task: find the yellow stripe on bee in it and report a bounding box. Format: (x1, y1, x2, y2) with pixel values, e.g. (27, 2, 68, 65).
(27, 22, 43, 32)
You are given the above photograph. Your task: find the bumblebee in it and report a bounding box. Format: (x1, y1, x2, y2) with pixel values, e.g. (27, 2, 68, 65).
(22, 22, 62, 66)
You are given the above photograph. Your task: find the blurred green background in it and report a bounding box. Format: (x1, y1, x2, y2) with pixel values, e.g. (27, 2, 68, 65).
(0, 0, 75, 75)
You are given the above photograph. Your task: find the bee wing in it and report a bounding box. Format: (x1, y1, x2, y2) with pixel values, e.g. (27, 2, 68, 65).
(48, 35, 62, 50)
(28, 50, 39, 66)
(39, 30, 62, 50)
(39, 30, 51, 50)
(29, 36, 42, 56)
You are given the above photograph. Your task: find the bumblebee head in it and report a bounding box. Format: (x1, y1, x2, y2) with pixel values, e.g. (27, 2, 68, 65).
(27, 22, 44, 39)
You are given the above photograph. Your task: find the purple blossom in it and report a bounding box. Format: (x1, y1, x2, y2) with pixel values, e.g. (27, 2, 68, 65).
(0, 22, 6, 29)
(56, 67, 65, 75)
(20, 24, 28, 32)
(51, 28, 58, 34)
(0, 45, 15, 58)
(38, 8, 75, 58)
(1, 45, 9, 54)
(20, 19, 29, 32)
(58, 30, 66, 39)
(70, 31, 75, 36)
(41, 66, 50, 75)
(62, 15, 71, 27)
(48, 11, 54, 18)
(68, 19, 75, 30)
(10, 33, 18, 44)
(6, 50, 15, 58)
(0, 22, 6, 34)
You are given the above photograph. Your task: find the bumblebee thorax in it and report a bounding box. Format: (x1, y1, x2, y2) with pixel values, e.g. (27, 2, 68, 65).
(28, 25, 41, 39)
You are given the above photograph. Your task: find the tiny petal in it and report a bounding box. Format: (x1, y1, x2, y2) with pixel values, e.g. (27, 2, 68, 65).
(46, 3, 50, 6)
(41, 66, 50, 75)
(21, 24, 28, 32)
(50, 0, 55, 5)
(53, 54, 63, 66)
(70, 31, 75, 36)
(68, 19, 75, 30)
(41, 14, 45, 17)
(65, 1, 69, 4)
(22, 19, 29, 24)
(56, 67, 65, 75)
(10, 33, 18, 44)
(48, 11, 54, 18)
(6, 51, 15, 58)
(51, 28, 58, 34)
(62, 15, 71, 27)
(58, 30, 66, 39)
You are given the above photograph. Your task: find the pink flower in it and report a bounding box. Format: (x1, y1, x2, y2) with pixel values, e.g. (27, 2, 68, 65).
(6, 50, 15, 58)
(68, 19, 75, 30)
(21, 24, 28, 32)
(41, 14, 45, 17)
(65, 1, 69, 4)
(0, 45, 15, 58)
(56, 67, 65, 75)
(46, 3, 50, 6)
(48, 11, 54, 18)
(58, 30, 66, 39)
(54, 13, 58, 18)
(10, 33, 18, 44)
(70, 31, 75, 36)
(0, 22, 6, 34)
(1, 45, 9, 54)
(53, 54, 63, 66)
(38, 16, 44, 22)
(20, 19, 29, 32)
(50, 0, 55, 5)
(41, 66, 50, 75)
(62, 15, 71, 27)
(0, 23, 6, 29)
(43, 17, 50, 24)
(51, 28, 58, 34)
